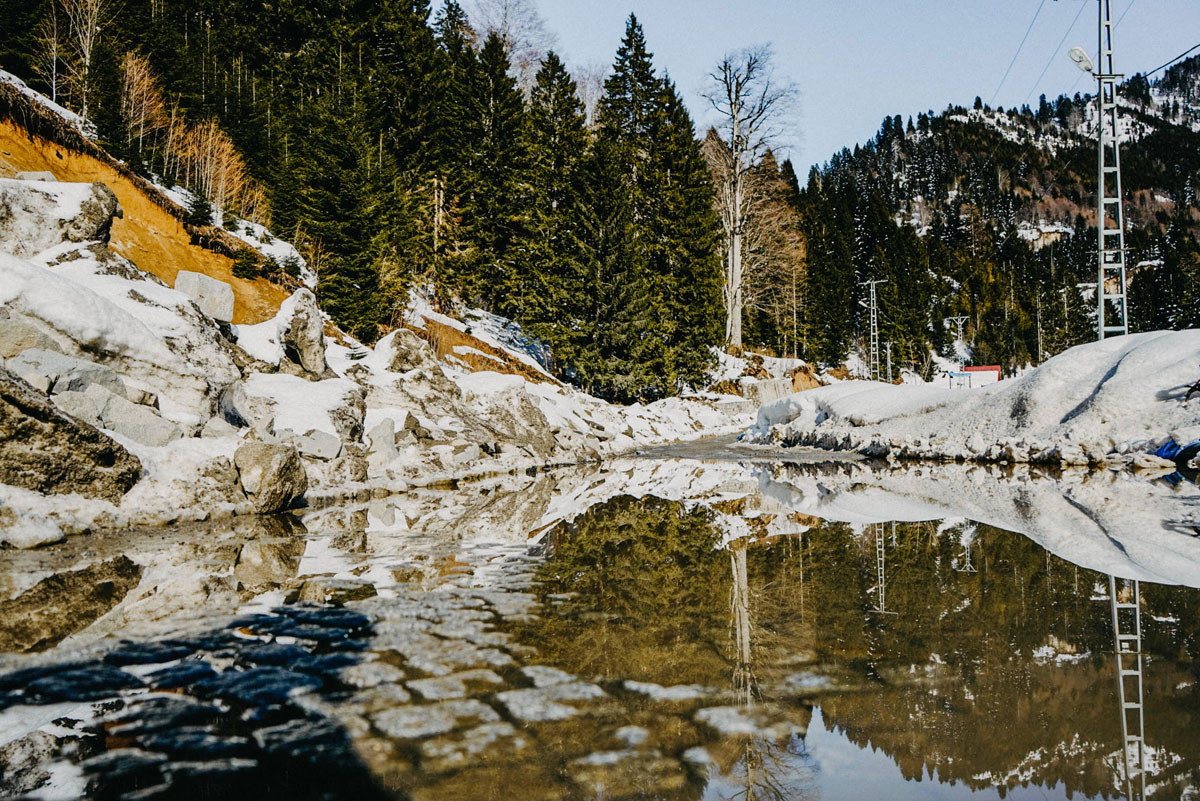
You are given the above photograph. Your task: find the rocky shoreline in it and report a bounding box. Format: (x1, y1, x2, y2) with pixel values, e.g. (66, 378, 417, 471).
(0, 176, 749, 547)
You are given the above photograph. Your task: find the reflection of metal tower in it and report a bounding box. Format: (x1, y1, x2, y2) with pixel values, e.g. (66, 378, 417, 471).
(1109, 575, 1146, 801)
(873, 523, 888, 613)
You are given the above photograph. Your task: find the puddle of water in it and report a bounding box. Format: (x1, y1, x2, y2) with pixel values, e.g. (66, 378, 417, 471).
(1, 456, 1198, 800)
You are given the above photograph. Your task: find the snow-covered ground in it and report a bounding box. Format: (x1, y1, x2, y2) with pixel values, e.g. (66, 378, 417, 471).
(749, 330, 1200, 466)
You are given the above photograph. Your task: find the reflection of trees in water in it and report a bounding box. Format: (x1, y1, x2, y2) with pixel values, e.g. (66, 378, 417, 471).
(509, 495, 1200, 799)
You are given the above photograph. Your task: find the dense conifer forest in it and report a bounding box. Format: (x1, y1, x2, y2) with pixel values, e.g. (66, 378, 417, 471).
(2, 0, 1198, 393)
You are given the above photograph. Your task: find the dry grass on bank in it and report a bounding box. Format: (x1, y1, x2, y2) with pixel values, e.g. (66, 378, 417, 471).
(0, 118, 289, 324)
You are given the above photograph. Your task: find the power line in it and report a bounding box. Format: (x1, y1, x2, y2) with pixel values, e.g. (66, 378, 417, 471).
(1144, 42, 1200, 77)
(1024, 0, 1089, 105)
(991, 0, 1049, 105)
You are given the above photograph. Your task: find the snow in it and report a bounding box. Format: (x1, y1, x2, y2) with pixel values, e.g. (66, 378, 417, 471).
(242, 373, 361, 439)
(0, 70, 91, 136)
(750, 331, 1200, 464)
(0, 251, 178, 369)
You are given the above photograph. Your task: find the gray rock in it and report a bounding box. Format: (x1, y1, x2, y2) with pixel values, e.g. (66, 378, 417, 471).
(0, 179, 121, 257)
(387, 329, 439, 373)
(295, 430, 342, 460)
(52, 389, 102, 426)
(95, 392, 183, 447)
(174, 271, 235, 323)
(365, 418, 398, 472)
(407, 669, 504, 701)
(233, 440, 308, 513)
(496, 682, 608, 722)
(0, 315, 62, 359)
(280, 290, 328, 375)
(328, 387, 365, 443)
(0, 366, 141, 501)
(201, 416, 240, 439)
(8, 348, 126, 397)
(372, 700, 499, 740)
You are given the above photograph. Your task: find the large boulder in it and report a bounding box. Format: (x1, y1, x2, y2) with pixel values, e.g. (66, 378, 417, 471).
(0, 250, 240, 423)
(0, 179, 121, 258)
(174, 271, 234, 323)
(233, 440, 308, 513)
(89, 386, 183, 447)
(386, 328, 440, 373)
(7, 348, 127, 397)
(0, 366, 141, 502)
(280, 289, 328, 375)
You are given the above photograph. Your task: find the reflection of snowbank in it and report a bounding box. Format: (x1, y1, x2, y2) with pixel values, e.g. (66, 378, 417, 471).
(758, 462, 1200, 587)
(750, 331, 1200, 466)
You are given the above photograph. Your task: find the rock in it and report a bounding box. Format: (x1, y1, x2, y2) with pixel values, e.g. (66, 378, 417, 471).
(0, 313, 62, 359)
(372, 699, 499, 740)
(294, 577, 377, 605)
(15, 171, 56, 181)
(328, 387, 366, 442)
(407, 669, 505, 701)
(233, 440, 308, 513)
(295, 430, 343, 460)
(173, 271, 235, 323)
(365, 418, 398, 472)
(496, 682, 608, 722)
(94, 391, 183, 447)
(340, 662, 405, 690)
(0, 556, 142, 652)
(0, 179, 121, 257)
(279, 289, 328, 375)
(201, 416, 240, 439)
(128, 388, 159, 408)
(51, 389, 101, 425)
(8, 348, 127, 397)
(0, 366, 141, 501)
(386, 328, 440, 373)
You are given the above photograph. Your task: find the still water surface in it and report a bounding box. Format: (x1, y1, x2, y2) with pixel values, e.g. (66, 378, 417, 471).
(1, 455, 1198, 800)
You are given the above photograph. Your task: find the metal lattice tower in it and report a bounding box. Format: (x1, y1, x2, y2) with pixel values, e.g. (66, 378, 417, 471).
(859, 279, 888, 380)
(1095, 0, 1130, 339)
(1109, 575, 1146, 801)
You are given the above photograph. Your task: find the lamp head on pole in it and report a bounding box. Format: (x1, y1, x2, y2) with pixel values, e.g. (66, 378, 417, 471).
(1068, 46, 1095, 73)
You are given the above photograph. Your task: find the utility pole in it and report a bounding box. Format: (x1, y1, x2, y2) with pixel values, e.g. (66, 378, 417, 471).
(885, 341, 893, 383)
(1071, 0, 1130, 339)
(945, 316, 969, 368)
(859, 279, 888, 380)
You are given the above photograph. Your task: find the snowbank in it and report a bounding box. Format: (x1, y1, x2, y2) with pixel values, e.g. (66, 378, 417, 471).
(750, 331, 1200, 465)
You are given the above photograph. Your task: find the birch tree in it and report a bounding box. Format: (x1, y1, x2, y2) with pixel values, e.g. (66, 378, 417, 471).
(33, 6, 62, 104)
(704, 45, 795, 351)
(61, 0, 108, 121)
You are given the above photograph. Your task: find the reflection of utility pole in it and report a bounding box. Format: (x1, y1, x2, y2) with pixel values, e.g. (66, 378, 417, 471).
(870, 523, 898, 615)
(859, 279, 888, 380)
(1108, 575, 1146, 801)
(730, 544, 757, 707)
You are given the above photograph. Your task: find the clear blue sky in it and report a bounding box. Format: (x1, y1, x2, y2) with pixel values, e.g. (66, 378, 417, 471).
(449, 1, 1200, 176)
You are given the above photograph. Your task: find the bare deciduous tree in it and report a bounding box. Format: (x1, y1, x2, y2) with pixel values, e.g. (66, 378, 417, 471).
(120, 52, 166, 153)
(704, 45, 796, 350)
(33, 6, 62, 104)
(468, 0, 556, 95)
(571, 61, 607, 128)
(61, 0, 109, 121)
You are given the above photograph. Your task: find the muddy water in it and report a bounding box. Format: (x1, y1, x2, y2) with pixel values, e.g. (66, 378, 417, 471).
(1, 456, 1198, 800)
